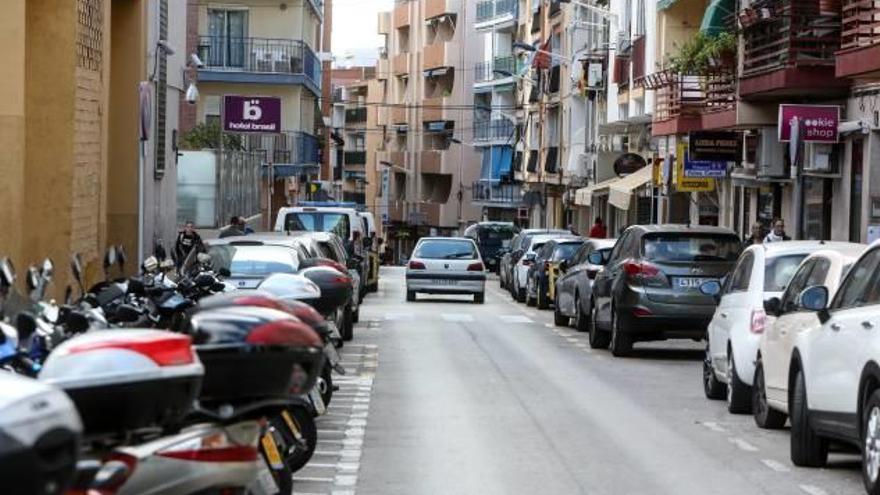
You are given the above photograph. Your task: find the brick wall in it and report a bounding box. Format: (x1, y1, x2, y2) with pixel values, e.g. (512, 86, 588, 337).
(179, 0, 199, 133)
(71, 66, 103, 260)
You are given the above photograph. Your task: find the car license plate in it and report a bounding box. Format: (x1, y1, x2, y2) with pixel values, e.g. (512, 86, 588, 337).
(260, 432, 285, 470)
(675, 277, 714, 290)
(433, 279, 457, 286)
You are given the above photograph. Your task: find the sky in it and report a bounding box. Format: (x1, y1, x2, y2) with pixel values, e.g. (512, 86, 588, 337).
(332, 0, 393, 68)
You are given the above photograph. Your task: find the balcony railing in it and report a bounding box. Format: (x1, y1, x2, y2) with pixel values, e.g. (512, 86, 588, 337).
(741, 0, 841, 78)
(244, 131, 320, 167)
(649, 72, 706, 122)
(344, 150, 367, 165)
(345, 108, 367, 123)
(703, 71, 736, 114)
(475, 55, 523, 82)
(198, 36, 321, 87)
(474, 119, 516, 142)
(476, 0, 517, 24)
(841, 0, 880, 51)
(472, 181, 524, 205)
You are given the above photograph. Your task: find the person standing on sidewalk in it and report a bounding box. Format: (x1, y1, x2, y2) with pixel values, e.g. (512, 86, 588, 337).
(589, 217, 607, 239)
(763, 218, 791, 243)
(219, 216, 246, 238)
(175, 221, 203, 269)
(744, 222, 765, 246)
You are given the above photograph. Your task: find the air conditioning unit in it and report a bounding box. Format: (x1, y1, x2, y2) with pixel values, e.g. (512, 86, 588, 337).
(756, 127, 787, 179)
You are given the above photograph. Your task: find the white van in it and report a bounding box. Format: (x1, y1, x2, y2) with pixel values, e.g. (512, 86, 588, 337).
(274, 206, 365, 243)
(358, 212, 377, 240)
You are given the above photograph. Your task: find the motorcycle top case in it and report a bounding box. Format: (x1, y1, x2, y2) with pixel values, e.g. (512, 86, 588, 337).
(39, 330, 203, 438)
(197, 291, 332, 339)
(187, 306, 324, 407)
(0, 373, 82, 495)
(293, 266, 352, 315)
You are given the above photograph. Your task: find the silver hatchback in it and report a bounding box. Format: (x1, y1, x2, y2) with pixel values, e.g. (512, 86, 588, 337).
(405, 237, 487, 303)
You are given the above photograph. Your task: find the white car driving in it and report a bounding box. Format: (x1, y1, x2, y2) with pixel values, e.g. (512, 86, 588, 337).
(752, 244, 863, 429)
(405, 237, 486, 303)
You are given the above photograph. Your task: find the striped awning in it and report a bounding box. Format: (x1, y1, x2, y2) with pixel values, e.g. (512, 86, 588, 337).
(700, 0, 736, 36)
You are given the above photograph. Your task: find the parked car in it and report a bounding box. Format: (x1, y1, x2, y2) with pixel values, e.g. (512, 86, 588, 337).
(463, 222, 519, 274)
(526, 238, 584, 309)
(553, 239, 617, 329)
(591, 225, 742, 356)
(511, 233, 575, 303)
(285, 231, 363, 322)
(703, 241, 839, 414)
(500, 229, 570, 295)
(751, 244, 863, 429)
(405, 237, 486, 303)
(202, 236, 305, 289)
(762, 241, 880, 490)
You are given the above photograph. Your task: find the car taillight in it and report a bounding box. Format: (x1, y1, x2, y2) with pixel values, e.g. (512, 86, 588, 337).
(65, 334, 195, 366)
(156, 431, 258, 463)
(750, 309, 766, 334)
(408, 260, 426, 269)
(246, 320, 322, 347)
(622, 260, 668, 287)
(467, 262, 484, 272)
(314, 258, 348, 273)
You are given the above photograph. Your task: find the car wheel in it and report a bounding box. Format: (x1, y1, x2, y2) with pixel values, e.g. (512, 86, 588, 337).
(574, 295, 590, 333)
(320, 362, 334, 407)
(703, 342, 726, 400)
(553, 294, 568, 326)
(341, 306, 354, 342)
(753, 360, 786, 429)
(726, 350, 751, 414)
(406, 290, 416, 302)
(862, 390, 880, 494)
(474, 292, 485, 304)
(790, 369, 828, 467)
(609, 307, 633, 357)
(588, 301, 610, 349)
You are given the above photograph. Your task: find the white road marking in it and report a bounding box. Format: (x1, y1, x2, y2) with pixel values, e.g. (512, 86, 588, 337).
(383, 312, 414, 321)
(760, 459, 790, 473)
(699, 421, 727, 433)
(334, 475, 358, 487)
(544, 323, 555, 328)
(500, 315, 534, 323)
(728, 437, 759, 452)
(442, 313, 475, 322)
(575, 343, 588, 348)
(294, 476, 335, 483)
(799, 485, 829, 495)
(566, 338, 579, 343)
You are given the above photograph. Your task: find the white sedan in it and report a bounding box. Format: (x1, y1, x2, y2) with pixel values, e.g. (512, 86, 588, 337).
(405, 237, 486, 303)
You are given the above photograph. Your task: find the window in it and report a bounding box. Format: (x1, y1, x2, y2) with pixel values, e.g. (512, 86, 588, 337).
(208, 245, 299, 276)
(552, 242, 584, 261)
(414, 240, 477, 260)
(284, 212, 351, 241)
(207, 9, 248, 68)
(764, 254, 808, 292)
(727, 252, 754, 293)
(642, 234, 742, 263)
(781, 260, 816, 313)
(833, 249, 880, 309)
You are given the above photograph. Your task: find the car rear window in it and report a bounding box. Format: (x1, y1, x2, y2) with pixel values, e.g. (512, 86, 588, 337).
(552, 242, 584, 261)
(642, 234, 741, 262)
(208, 245, 299, 276)
(477, 225, 518, 247)
(529, 242, 547, 254)
(284, 212, 350, 240)
(415, 240, 478, 260)
(764, 254, 808, 292)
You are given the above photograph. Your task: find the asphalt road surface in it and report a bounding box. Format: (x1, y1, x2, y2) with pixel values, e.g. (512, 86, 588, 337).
(336, 267, 864, 495)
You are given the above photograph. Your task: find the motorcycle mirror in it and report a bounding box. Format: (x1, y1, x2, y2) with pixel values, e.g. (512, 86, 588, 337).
(41, 258, 55, 279)
(143, 256, 159, 273)
(0, 257, 15, 288)
(117, 245, 127, 268)
(25, 266, 40, 293)
(217, 268, 231, 278)
(70, 253, 84, 285)
(64, 285, 73, 305)
(104, 246, 117, 270)
(115, 304, 141, 323)
(15, 312, 37, 341)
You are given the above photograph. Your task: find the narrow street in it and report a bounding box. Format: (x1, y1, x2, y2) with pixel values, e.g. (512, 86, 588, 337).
(339, 267, 864, 495)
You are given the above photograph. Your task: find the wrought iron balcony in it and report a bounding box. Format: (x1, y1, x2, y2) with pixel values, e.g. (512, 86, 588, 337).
(476, 0, 517, 24)
(472, 181, 524, 206)
(197, 36, 321, 91)
(473, 119, 516, 142)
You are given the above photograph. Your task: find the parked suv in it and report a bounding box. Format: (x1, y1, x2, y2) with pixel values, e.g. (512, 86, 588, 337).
(590, 225, 741, 356)
(783, 241, 880, 492)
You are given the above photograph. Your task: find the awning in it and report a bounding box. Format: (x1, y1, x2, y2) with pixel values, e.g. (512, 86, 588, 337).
(574, 176, 621, 207)
(609, 166, 652, 211)
(657, 0, 680, 11)
(700, 0, 735, 37)
(344, 170, 366, 180)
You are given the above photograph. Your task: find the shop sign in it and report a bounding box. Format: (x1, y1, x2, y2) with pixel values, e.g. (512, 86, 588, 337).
(675, 143, 715, 192)
(613, 153, 647, 176)
(688, 131, 740, 161)
(778, 105, 840, 143)
(684, 160, 727, 178)
(223, 95, 282, 133)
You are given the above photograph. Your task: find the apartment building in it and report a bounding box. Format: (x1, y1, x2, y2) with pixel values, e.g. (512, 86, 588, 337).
(375, 0, 482, 250)
(189, 0, 324, 216)
(328, 68, 374, 207)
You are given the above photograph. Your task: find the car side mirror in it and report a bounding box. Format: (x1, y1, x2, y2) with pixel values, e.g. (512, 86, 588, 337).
(800, 285, 830, 323)
(104, 246, 117, 270)
(587, 252, 605, 265)
(763, 297, 782, 317)
(0, 257, 16, 288)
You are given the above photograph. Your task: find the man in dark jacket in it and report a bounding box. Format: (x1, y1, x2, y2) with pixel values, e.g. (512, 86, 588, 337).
(175, 221, 203, 268)
(219, 216, 246, 238)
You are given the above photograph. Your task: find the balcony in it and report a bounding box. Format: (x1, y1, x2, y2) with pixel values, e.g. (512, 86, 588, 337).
(472, 181, 524, 207)
(474, 119, 516, 143)
(476, 0, 517, 29)
(344, 150, 366, 165)
(424, 42, 457, 69)
(378, 11, 391, 35)
(197, 36, 321, 95)
(379, 151, 407, 170)
(247, 131, 320, 177)
(393, 52, 411, 76)
(426, 0, 455, 20)
(422, 97, 452, 122)
(420, 150, 455, 174)
(837, 0, 880, 78)
(474, 55, 523, 83)
(646, 72, 705, 137)
(345, 107, 367, 123)
(739, 0, 848, 97)
(394, 2, 410, 28)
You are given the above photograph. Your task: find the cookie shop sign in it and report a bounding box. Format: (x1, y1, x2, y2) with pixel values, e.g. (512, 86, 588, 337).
(778, 104, 840, 143)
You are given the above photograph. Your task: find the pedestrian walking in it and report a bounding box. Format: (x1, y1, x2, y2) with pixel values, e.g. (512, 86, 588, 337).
(589, 217, 607, 239)
(744, 222, 764, 246)
(219, 216, 246, 238)
(763, 218, 791, 243)
(174, 221, 203, 268)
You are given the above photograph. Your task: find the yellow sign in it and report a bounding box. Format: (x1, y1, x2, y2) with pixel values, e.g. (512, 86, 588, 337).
(675, 143, 715, 192)
(652, 157, 663, 186)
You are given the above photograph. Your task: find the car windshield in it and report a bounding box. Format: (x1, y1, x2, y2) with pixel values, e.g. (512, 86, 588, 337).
(208, 245, 299, 276)
(642, 234, 741, 262)
(284, 212, 350, 240)
(552, 242, 584, 261)
(415, 240, 477, 260)
(477, 225, 518, 248)
(764, 254, 809, 292)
